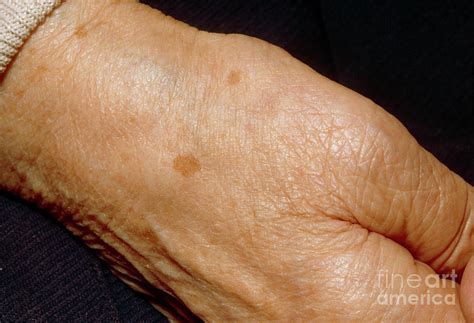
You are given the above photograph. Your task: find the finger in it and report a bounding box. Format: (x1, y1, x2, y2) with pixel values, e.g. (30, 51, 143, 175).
(357, 108, 473, 273)
(309, 225, 466, 321)
(305, 77, 474, 274)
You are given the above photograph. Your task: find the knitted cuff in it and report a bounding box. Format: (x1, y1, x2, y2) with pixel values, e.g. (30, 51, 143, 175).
(0, 0, 62, 74)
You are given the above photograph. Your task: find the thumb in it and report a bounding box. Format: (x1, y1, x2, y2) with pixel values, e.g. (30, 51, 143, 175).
(461, 256, 474, 322)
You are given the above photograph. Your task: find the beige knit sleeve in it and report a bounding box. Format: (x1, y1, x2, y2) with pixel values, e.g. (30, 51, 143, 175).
(0, 0, 62, 74)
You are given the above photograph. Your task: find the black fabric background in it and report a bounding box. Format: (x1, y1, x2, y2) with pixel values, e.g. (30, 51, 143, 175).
(1, 1, 472, 321)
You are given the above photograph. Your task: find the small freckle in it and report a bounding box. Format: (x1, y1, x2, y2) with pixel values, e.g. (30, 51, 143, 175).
(141, 227, 155, 241)
(74, 25, 88, 38)
(120, 152, 131, 163)
(227, 70, 241, 86)
(29, 65, 47, 82)
(173, 154, 201, 177)
(36, 65, 47, 73)
(14, 89, 25, 99)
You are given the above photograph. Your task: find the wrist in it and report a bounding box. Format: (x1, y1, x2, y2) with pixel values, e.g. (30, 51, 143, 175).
(0, 0, 120, 196)
(0, 0, 198, 188)
(0, 2, 200, 319)
(0, 0, 201, 221)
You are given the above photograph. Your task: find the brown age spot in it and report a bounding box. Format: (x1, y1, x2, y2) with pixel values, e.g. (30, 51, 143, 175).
(37, 65, 47, 73)
(74, 25, 88, 38)
(119, 151, 131, 163)
(227, 70, 241, 86)
(253, 90, 279, 119)
(141, 227, 157, 242)
(14, 89, 25, 99)
(173, 154, 201, 177)
(127, 115, 139, 126)
(29, 65, 48, 82)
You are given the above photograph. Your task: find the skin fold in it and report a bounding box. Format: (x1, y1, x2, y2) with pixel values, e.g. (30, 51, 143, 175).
(0, 0, 472, 321)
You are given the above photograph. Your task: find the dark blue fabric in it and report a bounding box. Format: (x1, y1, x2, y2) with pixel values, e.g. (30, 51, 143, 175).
(0, 193, 167, 322)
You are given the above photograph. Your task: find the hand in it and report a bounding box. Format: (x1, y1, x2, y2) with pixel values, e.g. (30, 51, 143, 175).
(0, 0, 472, 321)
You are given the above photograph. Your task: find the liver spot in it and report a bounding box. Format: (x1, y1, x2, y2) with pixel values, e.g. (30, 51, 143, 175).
(173, 154, 201, 177)
(227, 70, 241, 86)
(74, 24, 88, 38)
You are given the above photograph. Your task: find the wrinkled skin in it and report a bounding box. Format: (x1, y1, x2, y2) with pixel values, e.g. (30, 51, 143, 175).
(0, 1, 472, 321)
